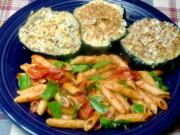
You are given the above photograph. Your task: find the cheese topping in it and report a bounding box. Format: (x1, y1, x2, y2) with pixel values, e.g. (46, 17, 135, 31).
(19, 8, 81, 56)
(121, 18, 180, 65)
(74, 0, 126, 47)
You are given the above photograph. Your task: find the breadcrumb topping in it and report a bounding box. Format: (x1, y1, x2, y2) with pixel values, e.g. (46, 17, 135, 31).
(74, 0, 126, 47)
(19, 8, 81, 56)
(121, 18, 180, 65)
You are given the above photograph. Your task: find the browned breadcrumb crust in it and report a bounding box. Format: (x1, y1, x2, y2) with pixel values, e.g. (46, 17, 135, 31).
(74, 0, 126, 47)
(121, 18, 180, 65)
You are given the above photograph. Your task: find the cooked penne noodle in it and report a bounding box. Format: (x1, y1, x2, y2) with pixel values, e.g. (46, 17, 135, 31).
(46, 118, 85, 128)
(137, 88, 158, 114)
(115, 93, 131, 113)
(71, 55, 111, 64)
(84, 113, 100, 131)
(76, 73, 88, 83)
(138, 71, 156, 86)
(109, 54, 129, 68)
(14, 90, 44, 103)
(31, 55, 55, 68)
(144, 91, 168, 111)
(61, 107, 73, 115)
(65, 72, 77, 84)
(101, 71, 113, 78)
(135, 80, 170, 97)
(101, 86, 126, 114)
(83, 64, 117, 77)
(104, 80, 142, 100)
(61, 115, 72, 120)
(63, 82, 81, 95)
(20, 63, 35, 73)
(105, 106, 116, 119)
(115, 112, 152, 122)
(37, 100, 48, 115)
(17, 84, 46, 95)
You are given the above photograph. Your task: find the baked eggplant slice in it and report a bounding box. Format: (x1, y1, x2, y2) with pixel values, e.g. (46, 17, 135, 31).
(18, 8, 81, 58)
(74, 0, 127, 54)
(121, 18, 180, 69)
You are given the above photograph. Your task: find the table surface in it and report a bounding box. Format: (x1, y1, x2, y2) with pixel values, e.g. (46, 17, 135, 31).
(0, 0, 180, 135)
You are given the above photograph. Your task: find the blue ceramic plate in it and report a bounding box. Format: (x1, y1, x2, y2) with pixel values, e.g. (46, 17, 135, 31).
(0, 0, 179, 135)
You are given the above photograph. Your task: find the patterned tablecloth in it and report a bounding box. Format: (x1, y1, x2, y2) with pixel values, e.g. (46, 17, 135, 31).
(0, 0, 179, 135)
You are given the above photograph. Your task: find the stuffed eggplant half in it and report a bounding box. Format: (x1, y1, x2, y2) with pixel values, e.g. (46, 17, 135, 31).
(121, 18, 180, 68)
(18, 8, 81, 57)
(74, 0, 127, 53)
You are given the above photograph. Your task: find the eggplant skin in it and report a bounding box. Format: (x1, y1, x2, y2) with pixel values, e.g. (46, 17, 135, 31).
(18, 8, 81, 58)
(121, 18, 180, 69)
(74, 0, 127, 52)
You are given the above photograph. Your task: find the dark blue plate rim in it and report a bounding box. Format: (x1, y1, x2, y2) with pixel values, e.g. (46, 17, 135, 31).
(0, 0, 179, 135)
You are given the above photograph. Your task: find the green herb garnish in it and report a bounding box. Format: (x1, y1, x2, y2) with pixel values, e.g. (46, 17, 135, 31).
(93, 60, 111, 69)
(90, 75, 104, 82)
(149, 71, 168, 91)
(72, 64, 90, 73)
(132, 103, 144, 113)
(54, 61, 64, 68)
(100, 116, 131, 128)
(48, 101, 62, 118)
(18, 74, 31, 90)
(41, 81, 59, 101)
(89, 96, 107, 114)
(118, 80, 132, 89)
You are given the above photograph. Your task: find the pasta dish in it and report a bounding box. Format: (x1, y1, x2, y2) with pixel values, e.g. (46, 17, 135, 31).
(14, 54, 170, 131)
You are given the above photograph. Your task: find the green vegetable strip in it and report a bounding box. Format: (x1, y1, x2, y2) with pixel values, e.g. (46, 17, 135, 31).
(132, 103, 144, 113)
(48, 101, 62, 118)
(72, 105, 81, 119)
(149, 71, 168, 91)
(71, 64, 90, 73)
(18, 74, 31, 90)
(89, 96, 107, 114)
(54, 61, 64, 68)
(100, 116, 131, 128)
(41, 81, 59, 101)
(93, 60, 111, 69)
(90, 75, 104, 82)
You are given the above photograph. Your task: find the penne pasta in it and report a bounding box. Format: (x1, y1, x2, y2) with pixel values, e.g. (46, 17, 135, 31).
(135, 80, 170, 97)
(76, 73, 88, 83)
(61, 115, 72, 120)
(138, 71, 156, 86)
(144, 91, 168, 111)
(46, 118, 85, 128)
(14, 89, 44, 103)
(109, 54, 129, 68)
(62, 82, 81, 95)
(101, 86, 126, 114)
(17, 84, 46, 95)
(104, 80, 142, 100)
(83, 64, 117, 77)
(15, 54, 170, 131)
(115, 93, 131, 113)
(37, 99, 48, 115)
(84, 113, 100, 131)
(61, 107, 73, 115)
(136, 88, 158, 114)
(105, 106, 116, 119)
(31, 55, 55, 68)
(20, 63, 35, 73)
(115, 112, 152, 122)
(71, 55, 111, 64)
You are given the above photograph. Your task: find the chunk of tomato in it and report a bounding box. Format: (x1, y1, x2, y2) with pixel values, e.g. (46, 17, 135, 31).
(28, 65, 48, 79)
